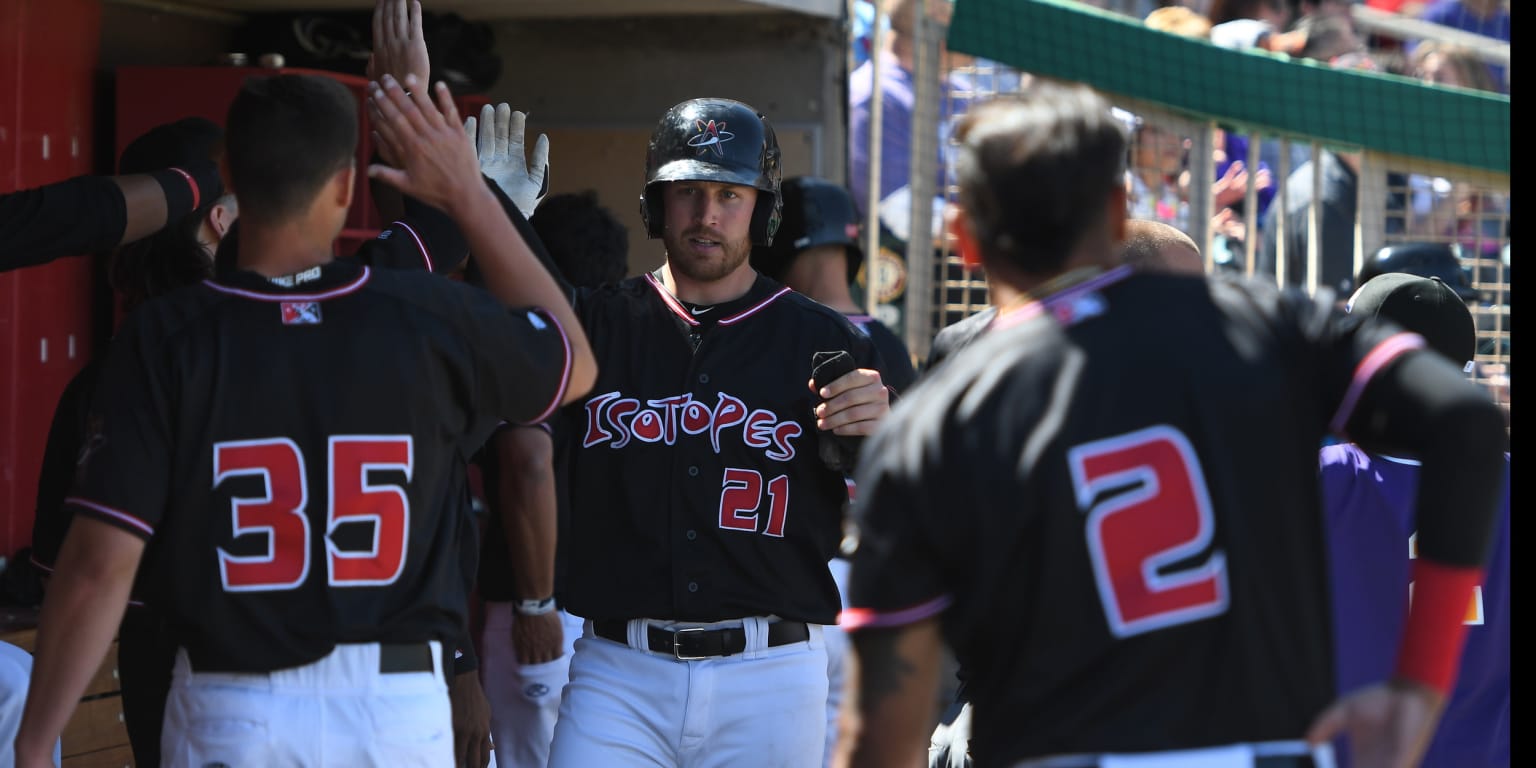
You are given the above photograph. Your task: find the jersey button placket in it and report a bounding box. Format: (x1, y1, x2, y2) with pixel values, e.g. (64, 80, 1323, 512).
(688, 465, 700, 477)
(698, 373, 710, 384)
(686, 529, 698, 541)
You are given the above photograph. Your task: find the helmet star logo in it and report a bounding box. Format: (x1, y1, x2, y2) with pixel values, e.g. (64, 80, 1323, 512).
(687, 119, 735, 157)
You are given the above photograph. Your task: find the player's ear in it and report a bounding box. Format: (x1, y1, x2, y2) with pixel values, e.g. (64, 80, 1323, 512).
(1105, 184, 1128, 245)
(948, 203, 983, 272)
(330, 162, 356, 211)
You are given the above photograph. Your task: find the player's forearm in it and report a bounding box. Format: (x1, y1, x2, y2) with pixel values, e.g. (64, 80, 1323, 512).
(841, 620, 943, 768)
(447, 186, 595, 403)
(496, 428, 558, 601)
(16, 520, 142, 763)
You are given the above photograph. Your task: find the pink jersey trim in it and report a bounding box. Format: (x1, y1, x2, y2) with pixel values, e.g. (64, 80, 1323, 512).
(204, 267, 371, 302)
(990, 264, 1134, 334)
(390, 220, 435, 272)
(519, 307, 575, 426)
(29, 553, 54, 573)
(645, 273, 700, 327)
(839, 594, 953, 630)
(1329, 332, 1426, 434)
(718, 287, 792, 326)
(65, 496, 155, 537)
(168, 167, 199, 210)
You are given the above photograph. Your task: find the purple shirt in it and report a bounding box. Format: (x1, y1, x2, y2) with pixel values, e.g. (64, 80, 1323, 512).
(1321, 444, 1510, 768)
(847, 57, 970, 218)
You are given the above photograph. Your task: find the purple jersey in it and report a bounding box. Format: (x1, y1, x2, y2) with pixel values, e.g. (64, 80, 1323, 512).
(1321, 444, 1510, 768)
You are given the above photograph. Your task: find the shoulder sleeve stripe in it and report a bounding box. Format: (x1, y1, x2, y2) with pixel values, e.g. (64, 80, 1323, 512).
(1329, 331, 1426, 434)
(391, 220, 435, 273)
(64, 496, 155, 538)
(29, 553, 54, 573)
(839, 594, 952, 630)
(517, 307, 574, 426)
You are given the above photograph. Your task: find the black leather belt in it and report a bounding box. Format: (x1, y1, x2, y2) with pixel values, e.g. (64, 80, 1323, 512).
(593, 619, 810, 660)
(1020, 754, 1317, 768)
(377, 642, 435, 674)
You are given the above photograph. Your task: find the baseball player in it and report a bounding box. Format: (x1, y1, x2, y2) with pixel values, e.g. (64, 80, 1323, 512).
(0, 139, 221, 273)
(13, 72, 595, 767)
(751, 175, 919, 393)
(920, 217, 1212, 768)
(1324, 273, 1510, 768)
(747, 173, 915, 765)
(836, 83, 1505, 768)
(543, 96, 891, 768)
(924, 218, 1203, 376)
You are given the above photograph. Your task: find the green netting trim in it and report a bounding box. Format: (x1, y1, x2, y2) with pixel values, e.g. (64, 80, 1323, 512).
(948, 0, 1509, 174)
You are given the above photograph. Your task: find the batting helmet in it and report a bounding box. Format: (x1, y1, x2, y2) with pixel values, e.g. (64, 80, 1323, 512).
(640, 97, 783, 246)
(1356, 242, 1479, 303)
(751, 176, 865, 284)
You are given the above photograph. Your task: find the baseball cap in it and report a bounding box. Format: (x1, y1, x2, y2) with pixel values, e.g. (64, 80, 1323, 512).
(1347, 273, 1476, 368)
(119, 117, 224, 194)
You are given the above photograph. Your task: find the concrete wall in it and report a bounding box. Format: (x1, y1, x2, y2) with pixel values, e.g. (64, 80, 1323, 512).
(484, 12, 849, 274)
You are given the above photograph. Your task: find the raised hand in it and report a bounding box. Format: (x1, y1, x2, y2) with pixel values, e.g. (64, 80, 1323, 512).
(1306, 679, 1446, 768)
(366, 75, 483, 216)
(464, 103, 551, 219)
(369, 0, 431, 92)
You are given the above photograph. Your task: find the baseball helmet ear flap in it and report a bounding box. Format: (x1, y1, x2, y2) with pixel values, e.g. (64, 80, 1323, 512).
(639, 97, 783, 246)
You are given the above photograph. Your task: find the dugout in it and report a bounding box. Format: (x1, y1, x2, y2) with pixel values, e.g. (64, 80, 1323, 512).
(0, 0, 853, 562)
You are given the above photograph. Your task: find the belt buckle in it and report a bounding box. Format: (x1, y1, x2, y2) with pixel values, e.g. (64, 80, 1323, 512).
(672, 627, 708, 660)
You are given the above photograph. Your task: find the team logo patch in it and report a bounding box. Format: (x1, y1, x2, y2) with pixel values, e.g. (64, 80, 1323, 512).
(687, 119, 735, 157)
(525, 683, 550, 698)
(280, 301, 322, 325)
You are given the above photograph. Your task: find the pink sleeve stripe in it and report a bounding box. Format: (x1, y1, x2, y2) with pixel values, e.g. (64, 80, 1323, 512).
(391, 220, 435, 273)
(839, 594, 952, 630)
(519, 308, 574, 426)
(168, 167, 199, 210)
(1329, 332, 1426, 434)
(29, 553, 54, 573)
(64, 496, 155, 537)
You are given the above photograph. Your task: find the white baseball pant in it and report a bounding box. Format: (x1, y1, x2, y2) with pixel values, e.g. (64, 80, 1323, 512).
(160, 640, 451, 767)
(549, 617, 829, 768)
(479, 602, 585, 768)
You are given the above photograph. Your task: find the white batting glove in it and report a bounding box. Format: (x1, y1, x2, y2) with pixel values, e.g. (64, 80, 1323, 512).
(464, 103, 550, 219)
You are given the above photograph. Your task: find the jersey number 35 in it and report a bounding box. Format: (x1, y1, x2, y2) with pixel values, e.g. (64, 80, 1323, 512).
(213, 436, 412, 593)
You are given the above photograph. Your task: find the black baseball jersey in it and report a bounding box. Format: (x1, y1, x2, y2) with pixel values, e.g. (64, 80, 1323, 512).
(844, 267, 1437, 764)
(558, 271, 881, 625)
(924, 306, 995, 375)
(844, 313, 917, 393)
(65, 258, 575, 673)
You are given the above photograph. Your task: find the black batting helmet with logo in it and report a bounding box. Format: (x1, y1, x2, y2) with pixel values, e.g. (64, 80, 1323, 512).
(640, 97, 783, 246)
(1356, 242, 1480, 303)
(750, 176, 865, 284)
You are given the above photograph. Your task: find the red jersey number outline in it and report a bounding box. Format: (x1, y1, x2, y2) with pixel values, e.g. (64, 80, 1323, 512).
(1068, 425, 1229, 638)
(213, 435, 413, 593)
(718, 468, 790, 537)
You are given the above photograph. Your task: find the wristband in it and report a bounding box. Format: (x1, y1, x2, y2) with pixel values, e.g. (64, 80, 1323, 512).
(514, 596, 557, 616)
(1394, 559, 1483, 694)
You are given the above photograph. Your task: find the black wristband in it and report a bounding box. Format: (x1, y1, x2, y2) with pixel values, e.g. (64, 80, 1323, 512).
(147, 157, 222, 224)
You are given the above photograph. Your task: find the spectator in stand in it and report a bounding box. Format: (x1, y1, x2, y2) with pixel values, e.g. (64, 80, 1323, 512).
(1414, 0, 1509, 92)
(1258, 43, 1380, 293)
(1206, 0, 1307, 53)
(849, 0, 966, 220)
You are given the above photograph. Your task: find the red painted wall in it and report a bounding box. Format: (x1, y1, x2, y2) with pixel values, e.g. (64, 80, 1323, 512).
(0, 0, 103, 560)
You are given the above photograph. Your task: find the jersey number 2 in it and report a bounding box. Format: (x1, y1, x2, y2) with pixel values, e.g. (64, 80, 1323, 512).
(1068, 425, 1229, 638)
(214, 436, 412, 592)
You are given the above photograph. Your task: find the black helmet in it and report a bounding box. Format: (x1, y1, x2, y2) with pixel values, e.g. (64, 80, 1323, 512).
(640, 97, 783, 246)
(1356, 242, 1480, 303)
(751, 176, 865, 284)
